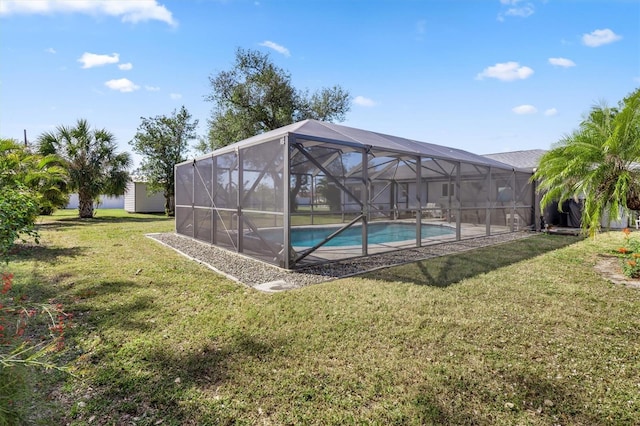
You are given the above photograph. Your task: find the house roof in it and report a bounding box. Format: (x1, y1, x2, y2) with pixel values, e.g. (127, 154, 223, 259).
(483, 149, 547, 172)
(189, 119, 519, 172)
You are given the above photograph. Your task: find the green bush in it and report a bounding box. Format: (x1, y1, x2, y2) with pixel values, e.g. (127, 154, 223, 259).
(0, 188, 40, 259)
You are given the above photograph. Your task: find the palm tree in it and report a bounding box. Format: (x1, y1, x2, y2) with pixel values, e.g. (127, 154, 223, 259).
(533, 88, 640, 236)
(37, 119, 131, 218)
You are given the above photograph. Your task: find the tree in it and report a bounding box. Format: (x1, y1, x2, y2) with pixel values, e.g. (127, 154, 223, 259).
(0, 138, 69, 215)
(37, 119, 131, 218)
(199, 47, 351, 152)
(130, 106, 198, 216)
(533, 88, 640, 236)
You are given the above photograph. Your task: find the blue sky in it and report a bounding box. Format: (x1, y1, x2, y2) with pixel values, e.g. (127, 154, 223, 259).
(1, 0, 638, 167)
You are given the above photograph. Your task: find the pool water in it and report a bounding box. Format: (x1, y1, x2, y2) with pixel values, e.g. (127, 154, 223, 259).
(261, 222, 454, 247)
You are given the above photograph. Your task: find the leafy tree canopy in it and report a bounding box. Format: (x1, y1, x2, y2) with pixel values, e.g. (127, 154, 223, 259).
(533, 88, 640, 236)
(199, 47, 351, 152)
(37, 119, 131, 218)
(130, 106, 198, 216)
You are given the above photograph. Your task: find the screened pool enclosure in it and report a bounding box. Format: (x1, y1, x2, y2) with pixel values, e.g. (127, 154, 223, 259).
(175, 120, 534, 269)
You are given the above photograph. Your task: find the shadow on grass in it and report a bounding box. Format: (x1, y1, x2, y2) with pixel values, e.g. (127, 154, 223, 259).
(36, 213, 171, 230)
(413, 368, 609, 425)
(9, 244, 86, 264)
(362, 234, 583, 288)
(8, 264, 65, 303)
(83, 332, 283, 424)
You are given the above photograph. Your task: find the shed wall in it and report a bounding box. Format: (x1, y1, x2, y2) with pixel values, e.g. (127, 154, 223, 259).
(124, 182, 165, 213)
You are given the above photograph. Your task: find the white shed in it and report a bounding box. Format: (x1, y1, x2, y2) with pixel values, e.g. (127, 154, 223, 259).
(124, 181, 165, 213)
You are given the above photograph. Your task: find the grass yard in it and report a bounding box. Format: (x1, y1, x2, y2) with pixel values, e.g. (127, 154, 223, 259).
(4, 209, 640, 425)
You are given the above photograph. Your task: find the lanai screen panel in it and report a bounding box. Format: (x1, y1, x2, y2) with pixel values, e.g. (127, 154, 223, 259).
(351, 149, 422, 254)
(514, 171, 534, 229)
(458, 162, 490, 237)
(175, 162, 194, 237)
(212, 151, 238, 250)
(240, 139, 285, 264)
(193, 157, 213, 243)
(289, 139, 365, 265)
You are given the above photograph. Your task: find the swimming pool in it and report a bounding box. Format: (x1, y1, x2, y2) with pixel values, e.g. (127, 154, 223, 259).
(258, 222, 455, 248)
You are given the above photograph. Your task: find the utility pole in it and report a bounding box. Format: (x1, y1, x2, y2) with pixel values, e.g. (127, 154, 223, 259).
(23, 129, 28, 147)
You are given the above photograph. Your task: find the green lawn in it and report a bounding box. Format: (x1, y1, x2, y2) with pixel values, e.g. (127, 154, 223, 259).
(5, 209, 640, 425)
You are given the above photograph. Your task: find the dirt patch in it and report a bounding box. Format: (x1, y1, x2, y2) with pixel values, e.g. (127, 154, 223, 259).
(594, 255, 640, 289)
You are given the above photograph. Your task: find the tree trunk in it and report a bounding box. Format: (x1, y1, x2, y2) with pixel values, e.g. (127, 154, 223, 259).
(290, 175, 303, 212)
(627, 193, 640, 211)
(78, 192, 94, 218)
(164, 191, 175, 217)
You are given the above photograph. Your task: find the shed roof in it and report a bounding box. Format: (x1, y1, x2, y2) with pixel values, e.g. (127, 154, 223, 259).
(190, 119, 519, 171)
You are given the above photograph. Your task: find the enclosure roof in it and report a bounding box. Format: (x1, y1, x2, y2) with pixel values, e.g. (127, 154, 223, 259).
(191, 119, 521, 171)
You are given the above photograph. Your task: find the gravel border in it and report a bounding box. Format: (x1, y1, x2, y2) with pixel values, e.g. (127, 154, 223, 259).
(147, 231, 534, 292)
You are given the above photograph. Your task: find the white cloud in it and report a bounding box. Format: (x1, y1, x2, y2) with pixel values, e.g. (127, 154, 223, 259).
(544, 108, 558, 116)
(512, 104, 537, 114)
(78, 52, 119, 69)
(259, 41, 290, 57)
(497, 0, 534, 21)
(548, 57, 576, 68)
(104, 78, 139, 93)
(354, 96, 377, 107)
(0, 0, 177, 27)
(45, 47, 56, 54)
(582, 29, 622, 47)
(118, 62, 133, 71)
(145, 85, 160, 91)
(505, 5, 534, 17)
(476, 62, 534, 81)
(170, 93, 182, 100)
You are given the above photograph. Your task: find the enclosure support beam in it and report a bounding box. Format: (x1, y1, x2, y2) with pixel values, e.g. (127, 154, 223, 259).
(282, 136, 291, 269)
(455, 163, 461, 240)
(212, 157, 217, 244)
(236, 148, 244, 253)
(486, 167, 492, 236)
(191, 161, 195, 238)
(510, 170, 517, 231)
(361, 147, 369, 256)
(416, 156, 422, 248)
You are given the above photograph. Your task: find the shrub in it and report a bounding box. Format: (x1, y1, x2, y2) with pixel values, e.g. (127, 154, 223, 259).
(616, 229, 640, 279)
(0, 188, 40, 259)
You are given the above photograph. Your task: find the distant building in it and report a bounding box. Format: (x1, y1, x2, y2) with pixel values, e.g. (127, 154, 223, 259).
(66, 193, 124, 209)
(124, 181, 165, 213)
(484, 149, 547, 173)
(64, 179, 165, 213)
(484, 149, 631, 230)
